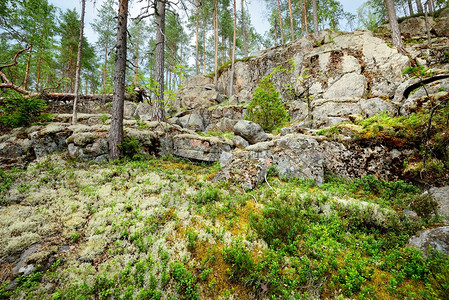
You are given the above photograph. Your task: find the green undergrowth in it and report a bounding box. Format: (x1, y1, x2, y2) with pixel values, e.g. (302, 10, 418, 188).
(317, 102, 449, 182)
(0, 154, 447, 299)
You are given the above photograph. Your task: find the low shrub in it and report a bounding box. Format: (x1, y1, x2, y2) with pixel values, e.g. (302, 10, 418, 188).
(245, 77, 290, 132)
(0, 95, 51, 127)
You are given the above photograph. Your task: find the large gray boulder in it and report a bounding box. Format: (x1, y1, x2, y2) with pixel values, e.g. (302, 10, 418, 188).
(233, 120, 267, 144)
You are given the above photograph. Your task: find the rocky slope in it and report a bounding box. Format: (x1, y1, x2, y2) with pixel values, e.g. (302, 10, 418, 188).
(1, 11, 449, 299)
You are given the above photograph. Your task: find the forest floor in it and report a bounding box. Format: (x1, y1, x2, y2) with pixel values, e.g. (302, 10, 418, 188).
(1, 153, 448, 299)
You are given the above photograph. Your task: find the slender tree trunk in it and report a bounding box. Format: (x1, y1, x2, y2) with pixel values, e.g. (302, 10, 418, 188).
(288, 0, 294, 41)
(195, 0, 200, 75)
(153, 0, 166, 121)
(23, 45, 33, 90)
(303, 0, 309, 35)
(274, 21, 278, 46)
(385, 0, 404, 54)
(428, 0, 434, 13)
(72, 0, 86, 125)
(241, 0, 248, 57)
(36, 23, 46, 91)
(221, 34, 225, 65)
(109, 0, 128, 160)
(312, 0, 318, 36)
(276, 0, 284, 44)
(202, 19, 206, 74)
(102, 32, 109, 94)
(133, 28, 140, 86)
(213, 0, 219, 88)
(407, 0, 414, 15)
(416, 0, 423, 13)
(229, 0, 237, 97)
(424, 1, 432, 45)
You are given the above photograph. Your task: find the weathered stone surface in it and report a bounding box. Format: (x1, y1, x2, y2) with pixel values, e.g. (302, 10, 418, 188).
(360, 97, 396, 117)
(215, 150, 270, 190)
(408, 226, 449, 257)
(173, 134, 233, 162)
(206, 117, 238, 133)
(124, 101, 137, 117)
(429, 186, 449, 219)
(176, 113, 205, 132)
(312, 98, 362, 127)
(273, 136, 325, 185)
(232, 135, 249, 149)
(30, 125, 71, 160)
(135, 102, 153, 121)
(233, 120, 267, 144)
(323, 73, 366, 99)
(183, 74, 213, 87)
(400, 16, 435, 38)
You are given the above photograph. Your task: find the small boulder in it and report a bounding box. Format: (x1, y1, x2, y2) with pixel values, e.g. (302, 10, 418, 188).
(232, 135, 249, 149)
(233, 120, 267, 144)
(214, 150, 269, 190)
(408, 226, 449, 257)
(135, 102, 153, 121)
(429, 186, 449, 219)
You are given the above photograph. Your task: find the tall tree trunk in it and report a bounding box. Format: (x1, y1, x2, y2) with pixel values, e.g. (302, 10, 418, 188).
(407, 0, 414, 15)
(221, 34, 225, 65)
(133, 28, 140, 86)
(202, 18, 206, 74)
(36, 23, 46, 91)
(229, 0, 237, 97)
(428, 0, 434, 13)
(195, 0, 200, 75)
(385, 0, 404, 54)
(288, 0, 294, 41)
(213, 0, 219, 88)
(302, 0, 309, 35)
(274, 21, 278, 46)
(276, 0, 284, 44)
(102, 31, 109, 94)
(416, 0, 423, 13)
(23, 45, 33, 90)
(153, 0, 166, 121)
(312, 0, 318, 36)
(109, 0, 128, 160)
(72, 0, 86, 125)
(241, 0, 248, 57)
(424, 1, 432, 45)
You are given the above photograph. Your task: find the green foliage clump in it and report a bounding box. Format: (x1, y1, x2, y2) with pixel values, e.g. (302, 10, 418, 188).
(171, 262, 199, 300)
(409, 193, 439, 219)
(194, 186, 221, 205)
(246, 76, 290, 132)
(0, 95, 51, 127)
(250, 198, 308, 249)
(119, 136, 145, 160)
(0, 169, 12, 201)
(222, 241, 255, 282)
